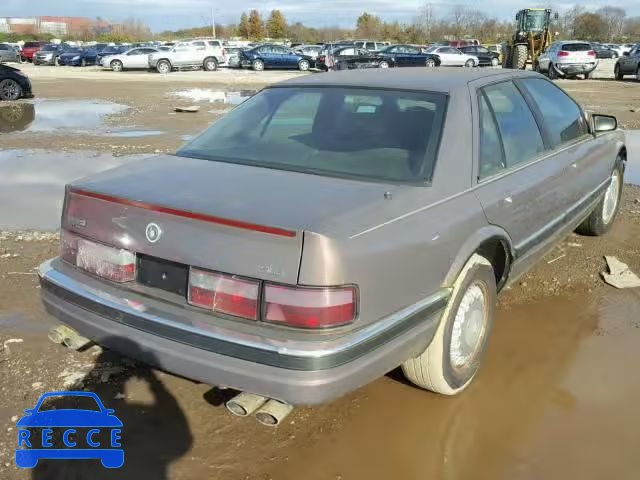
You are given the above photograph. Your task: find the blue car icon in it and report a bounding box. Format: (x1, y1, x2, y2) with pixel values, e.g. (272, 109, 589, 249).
(15, 391, 123, 468)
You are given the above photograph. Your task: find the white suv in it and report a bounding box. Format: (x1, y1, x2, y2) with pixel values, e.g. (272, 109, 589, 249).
(148, 39, 226, 73)
(535, 41, 598, 79)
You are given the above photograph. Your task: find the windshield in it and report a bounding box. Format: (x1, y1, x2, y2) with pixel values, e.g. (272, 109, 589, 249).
(523, 10, 547, 31)
(178, 87, 447, 183)
(426, 46, 439, 53)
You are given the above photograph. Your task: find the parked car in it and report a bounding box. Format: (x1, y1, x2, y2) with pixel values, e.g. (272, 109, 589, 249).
(57, 48, 100, 67)
(620, 43, 635, 55)
(20, 41, 47, 62)
(603, 44, 624, 57)
(486, 43, 504, 63)
(591, 43, 618, 59)
(96, 45, 128, 65)
(319, 46, 385, 70)
(148, 40, 226, 73)
(535, 41, 598, 79)
(33, 43, 72, 66)
(38, 69, 625, 413)
(425, 45, 479, 67)
(460, 45, 500, 66)
(0, 64, 32, 100)
(354, 40, 389, 51)
(614, 44, 640, 81)
(102, 47, 159, 72)
(0, 43, 21, 63)
(223, 47, 245, 68)
(240, 44, 314, 71)
(377, 44, 442, 67)
(293, 44, 323, 60)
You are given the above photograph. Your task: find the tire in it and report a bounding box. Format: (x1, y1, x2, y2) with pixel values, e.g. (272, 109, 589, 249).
(465, 59, 475, 68)
(54, 56, 59, 66)
(156, 60, 171, 74)
(298, 59, 310, 71)
(401, 254, 496, 395)
(0, 78, 22, 101)
(612, 52, 618, 59)
(426, 58, 436, 68)
(576, 160, 624, 236)
(379, 60, 389, 69)
(533, 61, 540, 73)
(252, 59, 264, 71)
(110, 60, 123, 72)
(81, 58, 86, 67)
(513, 44, 528, 70)
(584, 70, 593, 79)
(203, 57, 218, 71)
(636, 67, 640, 82)
(502, 46, 512, 68)
(491, 57, 499, 67)
(614, 64, 623, 81)
(548, 63, 557, 80)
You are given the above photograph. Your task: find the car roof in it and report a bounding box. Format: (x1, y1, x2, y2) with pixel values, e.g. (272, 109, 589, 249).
(276, 68, 538, 94)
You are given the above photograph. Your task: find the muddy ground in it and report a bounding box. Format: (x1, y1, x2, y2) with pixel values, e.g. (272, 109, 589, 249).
(1, 64, 640, 480)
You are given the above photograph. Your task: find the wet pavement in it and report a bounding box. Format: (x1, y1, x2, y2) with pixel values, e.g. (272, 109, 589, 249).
(0, 149, 147, 230)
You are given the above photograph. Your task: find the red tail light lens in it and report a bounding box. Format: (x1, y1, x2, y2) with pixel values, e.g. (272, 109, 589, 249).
(264, 284, 356, 329)
(557, 51, 569, 57)
(61, 230, 136, 283)
(188, 268, 259, 320)
(587, 50, 596, 57)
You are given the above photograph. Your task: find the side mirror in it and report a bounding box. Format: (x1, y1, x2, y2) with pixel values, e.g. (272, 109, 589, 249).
(593, 114, 617, 133)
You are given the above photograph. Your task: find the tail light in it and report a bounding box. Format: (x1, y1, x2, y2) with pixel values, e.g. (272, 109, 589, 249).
(61, 230, 136, 283)
(188, 268, 259, 320)
(587, 50, 596, 57)
(557, 51, 569, 57)
(264, 284, 356, 329)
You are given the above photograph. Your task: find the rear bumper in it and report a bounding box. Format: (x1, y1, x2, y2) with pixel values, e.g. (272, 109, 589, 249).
(554, 62, 597, 76)
(39, 258, 447, 405)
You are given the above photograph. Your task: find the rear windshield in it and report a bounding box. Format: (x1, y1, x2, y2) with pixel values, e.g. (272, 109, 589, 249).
(178, 87, 447, 183)
(562, 43, 591, 51)
(23, 42, 41, 48)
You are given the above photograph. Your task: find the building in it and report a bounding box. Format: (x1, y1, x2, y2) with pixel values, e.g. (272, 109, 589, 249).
(0, 16, 113, 37)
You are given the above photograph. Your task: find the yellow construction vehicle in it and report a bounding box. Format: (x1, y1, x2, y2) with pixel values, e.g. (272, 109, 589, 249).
(503, 8, 555, 69)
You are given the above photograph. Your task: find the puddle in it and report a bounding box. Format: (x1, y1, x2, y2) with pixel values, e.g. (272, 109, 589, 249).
(0, 149, 148, 230)
(171, 88, 256, 105)
(625, 130, 639, 185)
(0, 99, 128, 134)
(108, 130, 165, 138)
(266, 290, 640, 480)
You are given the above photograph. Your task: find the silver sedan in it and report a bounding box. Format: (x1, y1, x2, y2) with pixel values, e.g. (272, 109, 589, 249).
(101, 47, 159, 72)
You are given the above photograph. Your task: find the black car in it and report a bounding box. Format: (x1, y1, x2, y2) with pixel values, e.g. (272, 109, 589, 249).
(459, 46, 500, 66)
(614, 44, 640, 80)
(377, 44, 441, 68)
(591, 44, 618, 59)
(0, 64, 32, 101)
(319, 46, 385, 71)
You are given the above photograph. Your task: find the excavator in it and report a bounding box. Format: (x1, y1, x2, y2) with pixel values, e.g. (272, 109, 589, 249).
(503, 8, 555, 69)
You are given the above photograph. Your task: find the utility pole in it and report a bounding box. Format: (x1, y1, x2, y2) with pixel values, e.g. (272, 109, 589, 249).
(211, 7, 216, 38)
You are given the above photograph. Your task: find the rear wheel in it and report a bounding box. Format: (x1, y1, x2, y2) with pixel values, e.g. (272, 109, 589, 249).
(110, 60, 123, 72)
(614, 64, 623, 80)
(298, 59, 310, 71)
(0, 78, 22, 101)
(426, 58, 436, 68)
(156, 60, 171, 74)
(491, 57, 499, 67)
(464, 59, 475, 68)
(203, 57, 218, 71)
(577, 160, 624, 236)
(80, 58, 86, 67)
(402, 254, 496, 395)
(252, 59, 264, 71)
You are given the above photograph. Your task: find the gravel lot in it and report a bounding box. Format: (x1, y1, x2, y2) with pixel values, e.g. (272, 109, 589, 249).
(0, 60, 639, 480)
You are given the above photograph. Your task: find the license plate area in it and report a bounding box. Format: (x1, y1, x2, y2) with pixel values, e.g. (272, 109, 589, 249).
(136, 254, 188, 297)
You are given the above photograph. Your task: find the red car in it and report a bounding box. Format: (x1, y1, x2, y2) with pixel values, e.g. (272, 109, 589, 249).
(21, 41, 47, 62)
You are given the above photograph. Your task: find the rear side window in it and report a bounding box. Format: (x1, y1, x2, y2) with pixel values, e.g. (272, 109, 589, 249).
(520, 78, 588, 147)
(478, 95, 505, 179)
(178, 87, 447, 183)
(482, 82, 544, 168)
(561, 43, 591, 51)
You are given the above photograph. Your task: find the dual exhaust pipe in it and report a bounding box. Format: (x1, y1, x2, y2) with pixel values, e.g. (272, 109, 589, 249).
(225, 392, 293, 427)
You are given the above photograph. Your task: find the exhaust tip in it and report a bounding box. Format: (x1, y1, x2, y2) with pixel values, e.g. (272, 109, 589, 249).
(225, 392, 267, 417)
(254, 400, 293, 427)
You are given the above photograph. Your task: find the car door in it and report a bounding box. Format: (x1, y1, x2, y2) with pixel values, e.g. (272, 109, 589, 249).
(437, 47, 459, 66)
(188, 41, 206, 64)
(621, 46, 640, 74)
(402, 45, 422, 66)
(172, 43, 191, 66)
(517, 77, 616, 212)
(125, 48, 146, 68)
(0, 44, 10, 62)
(537, 44, 554, 71)
(472, 79, 569, 258)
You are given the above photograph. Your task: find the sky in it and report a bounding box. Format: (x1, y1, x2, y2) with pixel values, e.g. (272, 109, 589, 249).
(2, 0, 639, 32)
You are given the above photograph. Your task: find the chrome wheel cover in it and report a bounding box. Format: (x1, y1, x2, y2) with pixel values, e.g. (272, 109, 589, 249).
(450, 283, 487, 369)
(602, 170, 621, 224)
